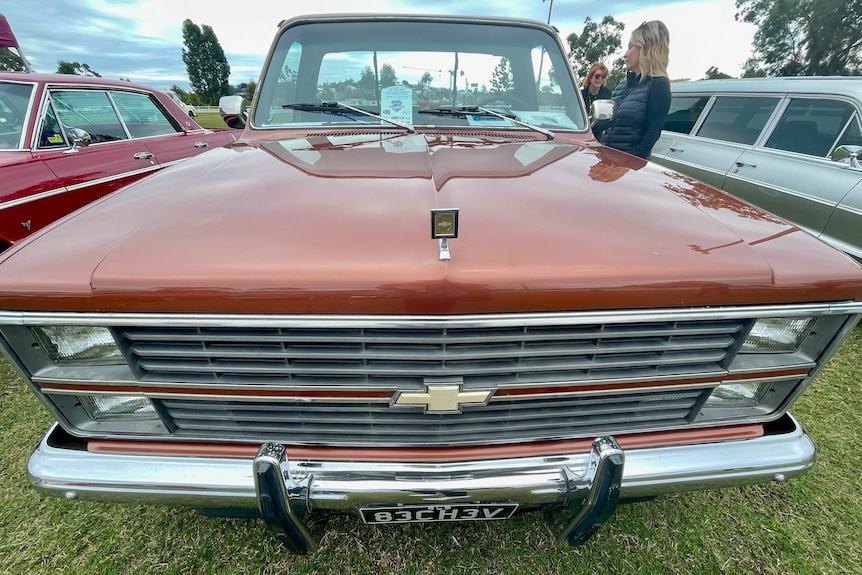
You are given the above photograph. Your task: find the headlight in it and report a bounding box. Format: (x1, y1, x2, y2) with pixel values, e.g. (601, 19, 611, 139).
(80, 395, 158, 420)
(740, 317, 815, 353)
(705, 381, 772, 407)
(31, 326, 124, 364)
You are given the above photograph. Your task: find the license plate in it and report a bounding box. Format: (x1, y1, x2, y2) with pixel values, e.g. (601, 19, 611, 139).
(360, 503, 518, 524)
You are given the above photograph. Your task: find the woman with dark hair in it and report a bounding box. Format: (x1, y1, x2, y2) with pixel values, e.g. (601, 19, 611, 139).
(581, 62, 612, 137)
(599, 20, 671, 159)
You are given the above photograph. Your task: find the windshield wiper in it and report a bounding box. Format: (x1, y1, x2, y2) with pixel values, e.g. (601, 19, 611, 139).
(282, 102, 414, 133)
(418, 106, 554, 140)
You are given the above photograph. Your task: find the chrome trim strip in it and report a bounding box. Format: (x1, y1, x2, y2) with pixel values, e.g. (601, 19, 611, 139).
(28, 416, 815, 510)
(0, 185, 68, 211)
(2, 302, 861, 327)
(0, 164, 162, 212)
(31, 364, 812, 394)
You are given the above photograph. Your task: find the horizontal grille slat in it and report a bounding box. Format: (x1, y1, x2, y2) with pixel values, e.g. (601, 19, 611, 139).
(128, 335, 735, 361)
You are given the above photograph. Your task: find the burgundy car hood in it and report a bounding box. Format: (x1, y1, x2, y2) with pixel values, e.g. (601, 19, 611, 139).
(1, 132, 861, 313)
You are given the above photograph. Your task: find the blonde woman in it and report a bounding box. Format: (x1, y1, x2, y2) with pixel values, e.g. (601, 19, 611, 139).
(599, 21, 671, 159)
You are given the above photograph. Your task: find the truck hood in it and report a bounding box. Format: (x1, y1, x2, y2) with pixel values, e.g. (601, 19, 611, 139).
(1, 132, 860, 313)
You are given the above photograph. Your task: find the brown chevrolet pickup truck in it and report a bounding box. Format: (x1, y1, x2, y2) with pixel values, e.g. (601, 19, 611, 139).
(1, 13, 861, 553)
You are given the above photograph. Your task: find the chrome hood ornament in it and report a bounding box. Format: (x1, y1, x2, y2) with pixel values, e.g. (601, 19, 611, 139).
(431, 208, 459, 261)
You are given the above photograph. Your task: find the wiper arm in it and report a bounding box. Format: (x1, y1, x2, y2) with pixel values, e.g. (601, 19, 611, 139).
(418, 106, 554, 140)
(283, 102, 414, 133)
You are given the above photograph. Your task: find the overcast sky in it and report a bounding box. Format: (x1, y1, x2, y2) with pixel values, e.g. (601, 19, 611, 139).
(2, 0, 756, 89)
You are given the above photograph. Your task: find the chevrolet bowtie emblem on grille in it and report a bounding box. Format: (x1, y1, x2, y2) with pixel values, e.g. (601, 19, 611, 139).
(392, 379, 494, 414)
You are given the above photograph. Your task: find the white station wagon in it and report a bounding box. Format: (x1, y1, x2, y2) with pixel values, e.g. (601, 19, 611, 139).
(651, 77, 862, 260)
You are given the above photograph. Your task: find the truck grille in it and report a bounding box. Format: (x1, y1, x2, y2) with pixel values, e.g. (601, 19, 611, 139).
(114, 318, 744, 446)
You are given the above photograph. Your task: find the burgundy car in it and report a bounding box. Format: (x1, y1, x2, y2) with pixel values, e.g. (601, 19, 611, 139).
(0, 14, 861, 554)
(0, 72, 236, 250)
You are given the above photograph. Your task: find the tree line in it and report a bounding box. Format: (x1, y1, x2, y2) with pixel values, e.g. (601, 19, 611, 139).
(2, 0, 859, 103)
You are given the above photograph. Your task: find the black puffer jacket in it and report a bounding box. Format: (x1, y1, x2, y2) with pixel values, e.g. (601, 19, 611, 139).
(600, 71, 671, 159)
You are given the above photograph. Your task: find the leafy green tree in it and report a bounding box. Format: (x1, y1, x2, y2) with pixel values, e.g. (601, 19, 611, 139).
(379, 63, 398, 89)
(566, 16, 625, 89)
(0, 48, 26, 72)
(704, 66, 733, 79)
(741, 57, 768, 77)
(419, 71, 433, 89)
(736, 0, 861, 75)
(181, 19, 231, 105)
(490, 58, 514, 92)
(56, 60, 101, 76)
(241, 80, 257, 104)
(358, 66, 377, 99)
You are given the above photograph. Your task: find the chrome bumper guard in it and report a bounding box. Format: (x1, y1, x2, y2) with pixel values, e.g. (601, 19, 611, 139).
(253, 436, 625, 553)
(28, 416, 816, 552)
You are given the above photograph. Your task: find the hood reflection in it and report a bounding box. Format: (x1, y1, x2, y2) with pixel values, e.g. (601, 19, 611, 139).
(258, 133, 580, 188)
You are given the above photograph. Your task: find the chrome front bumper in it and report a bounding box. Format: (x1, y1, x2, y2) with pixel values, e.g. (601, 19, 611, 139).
(28, 416, 815, 551)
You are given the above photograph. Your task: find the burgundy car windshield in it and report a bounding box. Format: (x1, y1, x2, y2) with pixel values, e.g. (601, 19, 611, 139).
(254, 18, 586, 132)
(0, 81, 33, 150)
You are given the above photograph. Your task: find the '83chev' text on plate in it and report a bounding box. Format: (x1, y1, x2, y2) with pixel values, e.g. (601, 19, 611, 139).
(360, 503, 518, 524)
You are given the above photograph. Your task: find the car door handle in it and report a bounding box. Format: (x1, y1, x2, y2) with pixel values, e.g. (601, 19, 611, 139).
(735, 160, 756, 168)
(134, 152, 155, 160)
(669, 145, 684, 152)
(194, 141, 209, 148)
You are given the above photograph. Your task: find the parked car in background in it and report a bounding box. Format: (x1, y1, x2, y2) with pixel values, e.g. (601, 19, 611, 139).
(1, 14, 862, 555)
(161, 89, 196, 117)
(651, 77, 862, 261)
(0, 72, 238, 251)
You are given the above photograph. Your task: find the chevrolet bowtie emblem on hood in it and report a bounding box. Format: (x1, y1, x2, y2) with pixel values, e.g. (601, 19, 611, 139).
(431, 208, 459, 261)
(392, 378, 493, 414)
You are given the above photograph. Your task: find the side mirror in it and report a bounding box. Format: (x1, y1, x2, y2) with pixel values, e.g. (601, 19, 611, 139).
(219, 95, 248, 129)
(66, 127, 92, 148)
(830, 145, 862, 169)
(591, 99, 614, 127)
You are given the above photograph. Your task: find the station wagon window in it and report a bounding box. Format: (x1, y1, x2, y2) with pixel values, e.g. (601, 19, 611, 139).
(38, 104, 67, 148)
(111, 91, 177, 138)
(696, 96, 780, 145)
(836, 112, 862, 150)
(51, 90, 127, 143)
(765, 98, 856, 157)
(663, 96, 709, 134)
(0, 81, 32, 150)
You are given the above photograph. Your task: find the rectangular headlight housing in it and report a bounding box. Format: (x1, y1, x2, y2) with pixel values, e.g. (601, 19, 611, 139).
(31, 326, 124, 364)
(80, 395, 158, 420)
(740, 317, 815, 353)
(705, 381, 772, 407)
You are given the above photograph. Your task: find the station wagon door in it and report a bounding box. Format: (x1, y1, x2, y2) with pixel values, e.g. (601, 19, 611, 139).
(111, 90, 229, 167)
(724, 97, 862, 246)
(653, 95, 779, 190)
(23, 89, 162, 238)
(820, 110, 862, 259)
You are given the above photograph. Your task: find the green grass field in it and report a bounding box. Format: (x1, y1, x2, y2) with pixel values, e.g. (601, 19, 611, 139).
(195, 112, 230, 129)
(1, 326, 860, 575)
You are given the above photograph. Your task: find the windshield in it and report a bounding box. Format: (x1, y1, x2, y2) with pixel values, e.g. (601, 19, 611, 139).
(254, 18, 586, 132)
(0, 81, 33, 150)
